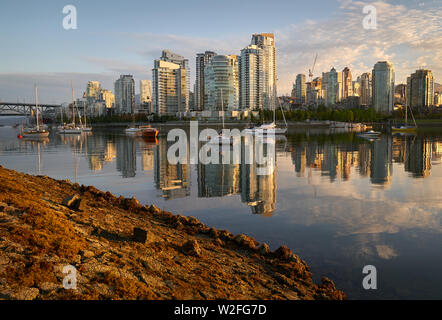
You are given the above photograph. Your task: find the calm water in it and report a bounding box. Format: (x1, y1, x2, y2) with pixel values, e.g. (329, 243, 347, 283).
(1, 116, 441, 299)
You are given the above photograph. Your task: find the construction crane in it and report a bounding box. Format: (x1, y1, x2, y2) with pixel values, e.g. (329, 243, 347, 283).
(308, 53, 318, 82)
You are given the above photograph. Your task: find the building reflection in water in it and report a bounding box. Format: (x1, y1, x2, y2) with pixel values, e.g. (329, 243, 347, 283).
(154, 138, 190, 199)
(116, 137, 136, 178)
(197, 137, 277, 216)
(56, 131, 442, 215)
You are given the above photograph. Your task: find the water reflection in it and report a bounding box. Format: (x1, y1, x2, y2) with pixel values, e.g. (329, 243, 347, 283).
(1, 126, 442, 299)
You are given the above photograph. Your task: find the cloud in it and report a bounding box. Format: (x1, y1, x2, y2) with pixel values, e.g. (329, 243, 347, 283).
(1, 1, 440, 101)
(274, 0, 442, 93)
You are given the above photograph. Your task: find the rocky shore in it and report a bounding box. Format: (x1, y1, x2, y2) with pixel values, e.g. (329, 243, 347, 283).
(0, 166, 345, 300)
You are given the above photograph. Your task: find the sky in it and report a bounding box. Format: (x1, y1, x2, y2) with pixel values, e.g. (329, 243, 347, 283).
(0, 0, 441, 104)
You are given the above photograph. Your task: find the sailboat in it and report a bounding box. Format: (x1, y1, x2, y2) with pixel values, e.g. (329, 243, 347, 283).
(59, 83, 82, 134)
(208, 89, 233, 145)
(246, 86, 287, 135)
(81, 103, 92, 132)
(392, 103, 417, 133)
(125, 112, 140, 134)
(22, 85, 50, 139)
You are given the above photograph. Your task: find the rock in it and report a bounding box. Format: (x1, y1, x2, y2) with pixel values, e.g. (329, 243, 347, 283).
(80, 250, 95, 259)
(273, 246, 293, 260)
(149, 205, 161, 214)
(234, 234, 248, 245)
(209, 228, 219, 238)
(0, 202, 8, 211)
(133, 227, 151, 244)
(12, 287, 39, 300)
(182, 240, 202, 257)
(213, 238, 224, 246)
(62, 194, 83, 211)
(123, 197, 142, 210)
(258, 244, 270, 255)
(39, 282, 59, 293)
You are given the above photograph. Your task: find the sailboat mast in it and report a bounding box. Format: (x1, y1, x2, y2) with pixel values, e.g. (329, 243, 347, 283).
(35, 84, 40, 131)
(71, 82, 76, 125)
(221, 88, 224, 130)
(405, 104, 408, 126)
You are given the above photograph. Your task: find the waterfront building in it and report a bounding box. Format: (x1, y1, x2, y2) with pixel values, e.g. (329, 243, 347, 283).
(195, 51, 217, 111)
(204, 55, 239, 111)
(296, 74, 306, 104)
(435, 92, 442, 107)
(160, 50, 189, 110)
(100, 89, 115, 110)
(407, 69, 434, 109)
(325, 68, 343, 107)
(306, 77, 323, 106)
(239, 44, 263, 111)
(152, 52, 188, 116)
(342, 67, 353, 99)
(372, 61, 395, 113)
(86, 81, 101, 101)
(360, 72, 372, 106)
(139, 80, 152, 114)
(239, 33, 276, 111)
(251, 33, 277, 110)
(114, 75, 135, 115)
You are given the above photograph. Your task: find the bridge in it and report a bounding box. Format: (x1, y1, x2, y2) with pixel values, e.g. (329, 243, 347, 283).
(0, 102, 62, 116)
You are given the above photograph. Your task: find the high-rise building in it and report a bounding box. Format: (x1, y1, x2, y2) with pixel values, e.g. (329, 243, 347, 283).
(407, 69, 434, 109)
(114, 75, 135, 114)
(195, 51, 217, 111)
(100, 89, 115, 109)
(324, 68, 343, 107)
(342, 67, 353, 99)
(360, 72, 372, 106)
(306, 77, 323, 106)
(251, 33, 276, 110)
(160, 50, 189, 110)
(295, 74, 306, 104)
(239, 44, 263, 111)
(86, 81, 101, 100)
(140, 80, 152, 103)
(152, 58, 188, 116)
(239, 33, 276, 111)
(204, 55, 239, 111)
(372, 61, 395, 113)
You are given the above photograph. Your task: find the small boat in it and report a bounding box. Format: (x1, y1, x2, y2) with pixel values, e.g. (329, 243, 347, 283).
(392, 104, 417, 133)
(136, 125, 158, 138)
(392, 125, 416, 133)
(358, 130, 381, 138)
(22, 85, 50, 139)
(81, 126, 92, 132)
(59, 123, 82, 134)
(125, 126, 140, 134)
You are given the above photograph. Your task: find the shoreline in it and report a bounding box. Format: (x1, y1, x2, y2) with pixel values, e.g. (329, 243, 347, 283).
(0, 165, 345, 300)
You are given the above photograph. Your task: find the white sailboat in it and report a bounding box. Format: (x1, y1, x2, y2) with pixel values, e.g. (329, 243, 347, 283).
(208, 89, 233, 145)
(22, 85, 50, 139)
(59, 83, 82, 134)
(246, 86, 287, 135)
(81, 103, 92, 132)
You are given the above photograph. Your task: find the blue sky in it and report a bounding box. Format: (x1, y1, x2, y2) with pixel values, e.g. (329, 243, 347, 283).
(0, 0, 441, 103)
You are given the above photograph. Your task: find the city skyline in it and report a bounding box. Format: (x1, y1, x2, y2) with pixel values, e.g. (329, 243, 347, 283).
(0, 0, 441, 103)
